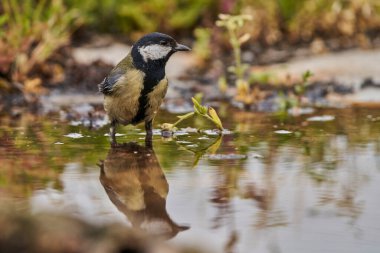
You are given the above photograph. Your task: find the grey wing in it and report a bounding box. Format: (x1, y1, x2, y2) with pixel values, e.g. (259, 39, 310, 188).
(98, 69, 124, 95)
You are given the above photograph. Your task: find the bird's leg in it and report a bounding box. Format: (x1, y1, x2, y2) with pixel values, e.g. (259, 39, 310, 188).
(109, 120, 117, 146)
(145, 120, 153, 148)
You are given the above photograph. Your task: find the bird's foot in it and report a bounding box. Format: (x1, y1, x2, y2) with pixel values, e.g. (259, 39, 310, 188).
(110, 136, 119, 147)
(145, 134, 153, 148)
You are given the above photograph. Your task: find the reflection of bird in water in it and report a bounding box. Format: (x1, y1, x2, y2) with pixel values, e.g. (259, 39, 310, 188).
(99, 142, 189, 239)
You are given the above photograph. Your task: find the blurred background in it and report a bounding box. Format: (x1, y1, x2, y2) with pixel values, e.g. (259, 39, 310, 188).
(1, 0, 380, 112)
(1, 1, 380, 253)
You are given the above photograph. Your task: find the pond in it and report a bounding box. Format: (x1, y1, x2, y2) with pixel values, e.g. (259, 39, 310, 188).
(0, 106, 379, 253)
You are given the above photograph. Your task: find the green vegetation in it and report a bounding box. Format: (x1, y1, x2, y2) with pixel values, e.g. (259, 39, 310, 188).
(0, 0, 80, 91)
(216, 14, 252, 81)
(161, 95, 224, 133)
(193, 28, 212, 62)
(295, 70, 313, 103)
(216, 14, 254, 105)
(1, 0, 380, 113)
(278, 70, 314, 113)
(64, 0, 217, 37)
(63, 0, 380, 44)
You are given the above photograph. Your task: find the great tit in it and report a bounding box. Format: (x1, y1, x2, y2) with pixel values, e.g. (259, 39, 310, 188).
(99, 32, 191, 145)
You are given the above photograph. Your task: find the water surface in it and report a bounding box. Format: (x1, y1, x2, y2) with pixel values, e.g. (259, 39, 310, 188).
(0, 107, 379, 253)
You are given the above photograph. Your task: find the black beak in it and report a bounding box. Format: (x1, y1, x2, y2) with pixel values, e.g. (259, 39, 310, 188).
(174, 43, 191, 52)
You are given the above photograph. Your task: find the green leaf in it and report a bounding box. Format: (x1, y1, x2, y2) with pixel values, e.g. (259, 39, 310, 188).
(192, 97, 207, 115)
(208, 107, 223, 130)
(193, 93, 203, 104)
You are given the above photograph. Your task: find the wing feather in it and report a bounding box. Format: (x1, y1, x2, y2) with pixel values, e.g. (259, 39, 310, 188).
(98, 54, 133, 95)
(98, 69, 124, 95)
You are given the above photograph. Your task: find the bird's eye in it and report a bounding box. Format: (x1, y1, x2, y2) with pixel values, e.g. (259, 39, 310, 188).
(160, 40, 169, 46)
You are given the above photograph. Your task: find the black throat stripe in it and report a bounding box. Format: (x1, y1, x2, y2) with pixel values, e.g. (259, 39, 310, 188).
(131, 70, 165, 124)
(130, 48, 167, 125)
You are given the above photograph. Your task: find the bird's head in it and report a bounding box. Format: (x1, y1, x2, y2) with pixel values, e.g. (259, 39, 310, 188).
(131, 32, 190, 70)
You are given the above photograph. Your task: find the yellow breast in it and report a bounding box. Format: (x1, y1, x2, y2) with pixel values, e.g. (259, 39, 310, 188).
(104, 69, 145, 124)
(145, 78, 168, 122)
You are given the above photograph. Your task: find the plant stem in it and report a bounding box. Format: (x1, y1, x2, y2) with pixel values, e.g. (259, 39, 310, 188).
(171, 112, 195, 128)
(228, 28, 242, 79)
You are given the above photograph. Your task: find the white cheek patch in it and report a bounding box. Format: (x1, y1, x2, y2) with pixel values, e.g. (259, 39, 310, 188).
(138, 44, 172, 62)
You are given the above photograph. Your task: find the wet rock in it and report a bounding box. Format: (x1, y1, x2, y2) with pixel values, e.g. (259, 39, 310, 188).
(361, 78, 380, 89)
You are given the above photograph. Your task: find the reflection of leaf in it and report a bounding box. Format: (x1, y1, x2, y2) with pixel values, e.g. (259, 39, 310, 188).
(207, 134, 222, 154)
(176, 134, 223, 168)
(192, 153, 203, 168)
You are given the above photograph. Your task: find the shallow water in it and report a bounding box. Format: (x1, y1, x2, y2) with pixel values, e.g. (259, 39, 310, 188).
(0, 107, 380, 253)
